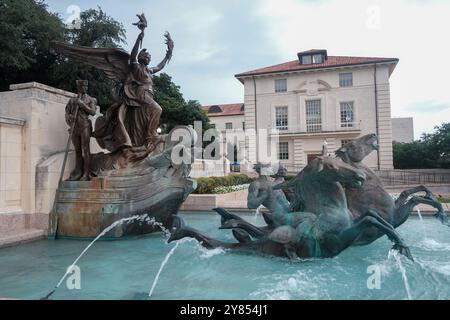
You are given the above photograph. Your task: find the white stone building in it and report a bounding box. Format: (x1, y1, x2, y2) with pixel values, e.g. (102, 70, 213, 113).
(392, 117, 414, 143)
(201, 103, 245, 132)
(204, 49, 398, 172)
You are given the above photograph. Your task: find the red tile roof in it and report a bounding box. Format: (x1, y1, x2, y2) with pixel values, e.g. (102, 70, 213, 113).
(202, 103, 245, 117)
(235, 54, 399, 79)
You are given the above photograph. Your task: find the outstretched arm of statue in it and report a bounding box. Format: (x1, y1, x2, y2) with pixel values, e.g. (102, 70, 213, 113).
(150, 55, 169, 74)
(131, 14, 148, 63)
(131, 31, 145, 63)
(150, 32, 174, 74)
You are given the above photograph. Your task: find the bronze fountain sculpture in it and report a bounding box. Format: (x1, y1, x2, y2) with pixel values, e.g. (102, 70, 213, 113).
(54, 14, 174, 168)
(49, 14, 196, 240)
(169, 135, 448, 261)
(49, 12, 447, 262)
(64, 79, 97, 181)
(334, 134, 447, 245)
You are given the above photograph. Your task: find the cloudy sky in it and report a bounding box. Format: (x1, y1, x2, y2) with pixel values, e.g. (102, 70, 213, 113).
(46, 0, 450, 139)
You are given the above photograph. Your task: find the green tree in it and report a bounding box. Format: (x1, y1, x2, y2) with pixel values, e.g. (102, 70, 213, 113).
(50, 7, 127, 109)
(0, 0, 65, 90)
(153, 73, 211, 133)
(393, 141, 433, 169)
(0, 2, 126, 109)
(0, 2, 211, 134)
(422, 122, 450, 168)
(393, 122, 450, 169)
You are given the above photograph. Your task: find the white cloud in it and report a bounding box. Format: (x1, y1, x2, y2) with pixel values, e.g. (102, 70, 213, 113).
(135, 4, 226, 64)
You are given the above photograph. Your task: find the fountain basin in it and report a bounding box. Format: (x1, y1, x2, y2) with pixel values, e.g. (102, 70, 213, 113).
(1, 212, 450, 300)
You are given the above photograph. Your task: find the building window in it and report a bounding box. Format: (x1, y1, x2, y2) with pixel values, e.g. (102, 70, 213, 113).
(298, 50, 327, 65)
(278, 142, 289, 160)
(275, 79, 287, 93)
(339, 73, 353, 87)
(225, 123, 233, 130)
(306, 100, 322, 132)
(208, 105, 223, 113)
(301, 54, 325, 65)
(275, 106, 288, 131)
(313, 54, 323, 64)
(301, 55, 312, 65)
(340, 102, 354, 128)
(242, 122, 245, 130)
(341, 139, 351, 147)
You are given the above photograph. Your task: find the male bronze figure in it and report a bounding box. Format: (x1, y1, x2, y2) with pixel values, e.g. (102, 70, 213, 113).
(65, 80, 97, 181)
(247, 163, 291, 217)
(274, 164, 295, 203)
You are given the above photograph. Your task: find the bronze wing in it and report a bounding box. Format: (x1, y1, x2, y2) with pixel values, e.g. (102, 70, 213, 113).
(52, 41, 130, 82)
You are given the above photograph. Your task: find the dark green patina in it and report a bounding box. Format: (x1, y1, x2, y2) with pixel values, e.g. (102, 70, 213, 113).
(169, 153, 415, 260)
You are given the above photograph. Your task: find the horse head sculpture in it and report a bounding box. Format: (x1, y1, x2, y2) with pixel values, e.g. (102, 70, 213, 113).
(335, 134, 379, 164)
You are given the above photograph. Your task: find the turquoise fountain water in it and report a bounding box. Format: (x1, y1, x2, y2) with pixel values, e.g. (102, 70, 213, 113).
(0, 212, 449, 300)
(42, 214, 167, 299)
(390, 250, 412, 300)
(148, 240, 181, 298)
(254, 205, 264, 221)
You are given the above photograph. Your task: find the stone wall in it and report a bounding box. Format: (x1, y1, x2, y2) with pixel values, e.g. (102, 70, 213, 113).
(180, 189, 248, 211)
(189, 159, 230, 178)
(0, 82, 103, 234)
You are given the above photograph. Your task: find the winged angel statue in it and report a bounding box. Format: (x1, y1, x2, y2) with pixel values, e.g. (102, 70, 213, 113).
(54, 14, 174, 161)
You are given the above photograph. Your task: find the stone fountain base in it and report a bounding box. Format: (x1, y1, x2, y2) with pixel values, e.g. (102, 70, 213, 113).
(54, 159, 195, 239)
(52, 128, 197, 240)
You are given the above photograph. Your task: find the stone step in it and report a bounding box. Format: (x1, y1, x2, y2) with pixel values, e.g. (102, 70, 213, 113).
(416, 203, 450, 215)
(0, 229, 46, 248)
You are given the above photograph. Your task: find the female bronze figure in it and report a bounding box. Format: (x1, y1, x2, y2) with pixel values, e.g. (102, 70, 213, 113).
(54, 13, 174, 157)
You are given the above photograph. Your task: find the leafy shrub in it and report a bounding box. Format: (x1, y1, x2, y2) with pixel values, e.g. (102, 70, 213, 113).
(270, 175, 295, 181)
(194, 174, 255, 194)
(438, 196, 450, 203)
(212, 184, 250, 194)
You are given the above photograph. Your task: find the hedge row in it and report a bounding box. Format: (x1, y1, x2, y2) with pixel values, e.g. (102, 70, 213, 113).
(194, 174, 255, 194)
(270, 175, 295, 181)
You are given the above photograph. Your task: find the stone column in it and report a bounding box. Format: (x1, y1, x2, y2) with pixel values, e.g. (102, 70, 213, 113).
(376, 83, 394, 170)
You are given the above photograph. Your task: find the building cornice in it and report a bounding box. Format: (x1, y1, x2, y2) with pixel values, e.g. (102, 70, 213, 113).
(0, 116, 26, 126)
(235, 59, 399, 82)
